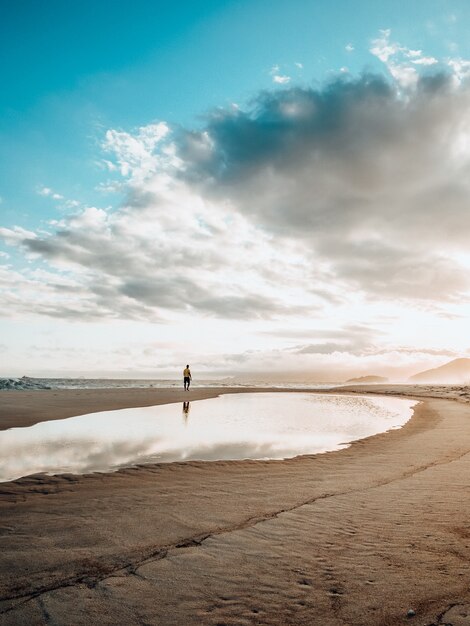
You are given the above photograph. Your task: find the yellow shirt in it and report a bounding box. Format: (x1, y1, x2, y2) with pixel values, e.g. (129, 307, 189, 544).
(183, 368, 191, 377)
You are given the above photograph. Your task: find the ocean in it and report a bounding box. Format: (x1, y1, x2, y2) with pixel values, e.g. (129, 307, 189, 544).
(0, 376, 342, 391)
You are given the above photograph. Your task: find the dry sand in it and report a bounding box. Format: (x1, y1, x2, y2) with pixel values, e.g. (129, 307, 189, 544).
(1, 385, 470, 625)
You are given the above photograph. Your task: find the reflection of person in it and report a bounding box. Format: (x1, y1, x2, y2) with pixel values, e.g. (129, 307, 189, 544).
(183, 364, 192, 391)
(182, 401, 190, 423)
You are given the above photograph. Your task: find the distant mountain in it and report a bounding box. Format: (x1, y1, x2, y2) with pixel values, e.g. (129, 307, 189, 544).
(345, 375, 389, 383)
(409, 358, 470, 384)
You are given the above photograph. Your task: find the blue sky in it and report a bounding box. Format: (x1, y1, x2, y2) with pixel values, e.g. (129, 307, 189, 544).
(2, 1, 470, 378)
(2, 0, 467, 230)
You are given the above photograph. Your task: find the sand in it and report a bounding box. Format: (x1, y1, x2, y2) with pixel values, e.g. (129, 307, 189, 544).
(1, 384, 470, 625)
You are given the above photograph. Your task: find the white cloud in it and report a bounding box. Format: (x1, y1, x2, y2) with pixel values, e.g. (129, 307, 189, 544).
(102, 159, 118, 172)
(273, 74, 291, 84)
(345, 43, 354, 52)
(370, 30, 442, 88)
(37, 185, 82, 209)
(388, 63, 418, 88)
(38, 186, 64, 200)
(0, 225, 37, 245)
(102, 121, 170, 181)
(448, 58, 470, 85)
(370, 29, 398, 63)
(1, 170, 327, 323)
(64, 199, 81, 208)
(270, 64, 291, 85)
(412, 56, 438, 66)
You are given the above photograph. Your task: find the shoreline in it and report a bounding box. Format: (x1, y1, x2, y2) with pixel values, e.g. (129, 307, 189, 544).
(1, 383, 469, 432)
(2, 386, 470, 624)
(0, 386, 318, 431)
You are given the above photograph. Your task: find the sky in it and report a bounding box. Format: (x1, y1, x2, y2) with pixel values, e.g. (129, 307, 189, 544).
(2, 0, 470, 380)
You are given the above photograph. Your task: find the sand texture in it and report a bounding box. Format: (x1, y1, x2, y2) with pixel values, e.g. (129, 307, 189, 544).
(1, 385, 470, 625)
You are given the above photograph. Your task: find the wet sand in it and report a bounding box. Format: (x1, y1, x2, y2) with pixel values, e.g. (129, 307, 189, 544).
(1, 385, 470, 625)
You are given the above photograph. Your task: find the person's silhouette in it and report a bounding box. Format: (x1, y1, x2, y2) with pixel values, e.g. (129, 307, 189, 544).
(183, 364, 192, 391)
(182, 401, 190, 423)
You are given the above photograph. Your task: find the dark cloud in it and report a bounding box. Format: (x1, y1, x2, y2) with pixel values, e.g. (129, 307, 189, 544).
(182, 77, 394, 180)
(120, 277, 288, 319)
(177, 73, 470, 301)
(286, 324, 381, 356)
(3, 225, 292, 321)
(331, 241, 469, 302)
(263, 323, 380, 340)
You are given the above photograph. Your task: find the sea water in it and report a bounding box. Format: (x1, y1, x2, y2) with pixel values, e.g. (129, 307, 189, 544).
(0, 376, 342, 390)
(0, 393, 416, 482)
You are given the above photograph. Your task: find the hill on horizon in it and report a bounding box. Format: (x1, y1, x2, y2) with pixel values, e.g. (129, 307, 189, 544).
(409, 358, 470, 384)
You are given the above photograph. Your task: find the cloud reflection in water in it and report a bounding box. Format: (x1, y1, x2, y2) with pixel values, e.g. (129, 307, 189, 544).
(0, 393, 416, 482)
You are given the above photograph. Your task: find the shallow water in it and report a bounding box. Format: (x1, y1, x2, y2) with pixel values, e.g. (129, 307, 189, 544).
(0, 393, 416, 482)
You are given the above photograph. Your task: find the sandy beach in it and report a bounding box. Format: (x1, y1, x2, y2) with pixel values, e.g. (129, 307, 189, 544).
(1, 385, 470, 625)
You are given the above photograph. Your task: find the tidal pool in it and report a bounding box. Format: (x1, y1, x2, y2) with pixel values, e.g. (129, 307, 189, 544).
(0, 393, 416, 482)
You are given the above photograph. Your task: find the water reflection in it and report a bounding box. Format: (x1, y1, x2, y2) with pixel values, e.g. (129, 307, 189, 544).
(0, 393, 416, 483)
(182, 401, 191, 424)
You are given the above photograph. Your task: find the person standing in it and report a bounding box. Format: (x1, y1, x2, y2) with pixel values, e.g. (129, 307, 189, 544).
(183, 364, 192, 391)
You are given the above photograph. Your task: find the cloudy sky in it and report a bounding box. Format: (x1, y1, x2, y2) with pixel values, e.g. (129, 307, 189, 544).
(2, 0, 470, 380)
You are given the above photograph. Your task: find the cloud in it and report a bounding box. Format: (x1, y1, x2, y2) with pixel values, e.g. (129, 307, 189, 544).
(345, 43, 354, 52)
(369, 30, 441, 88)
(102, 121, 170, 181)
(370, 29, 398, 63)
(3, 37, 470, 329)
(448, 58, 470, 84)
(37, 185, 82, 209)
(370, 29, 418, 87)
(270, 64, 291, 85)
(1, 178, 324, 321)
(291, 324, 382, 356)
(412, 56, 438, 66)
(273, 75, 291, 84)
(263, 324, 375, 340)
(38, 186, 64, 200)
(175, 72, 470, 303)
